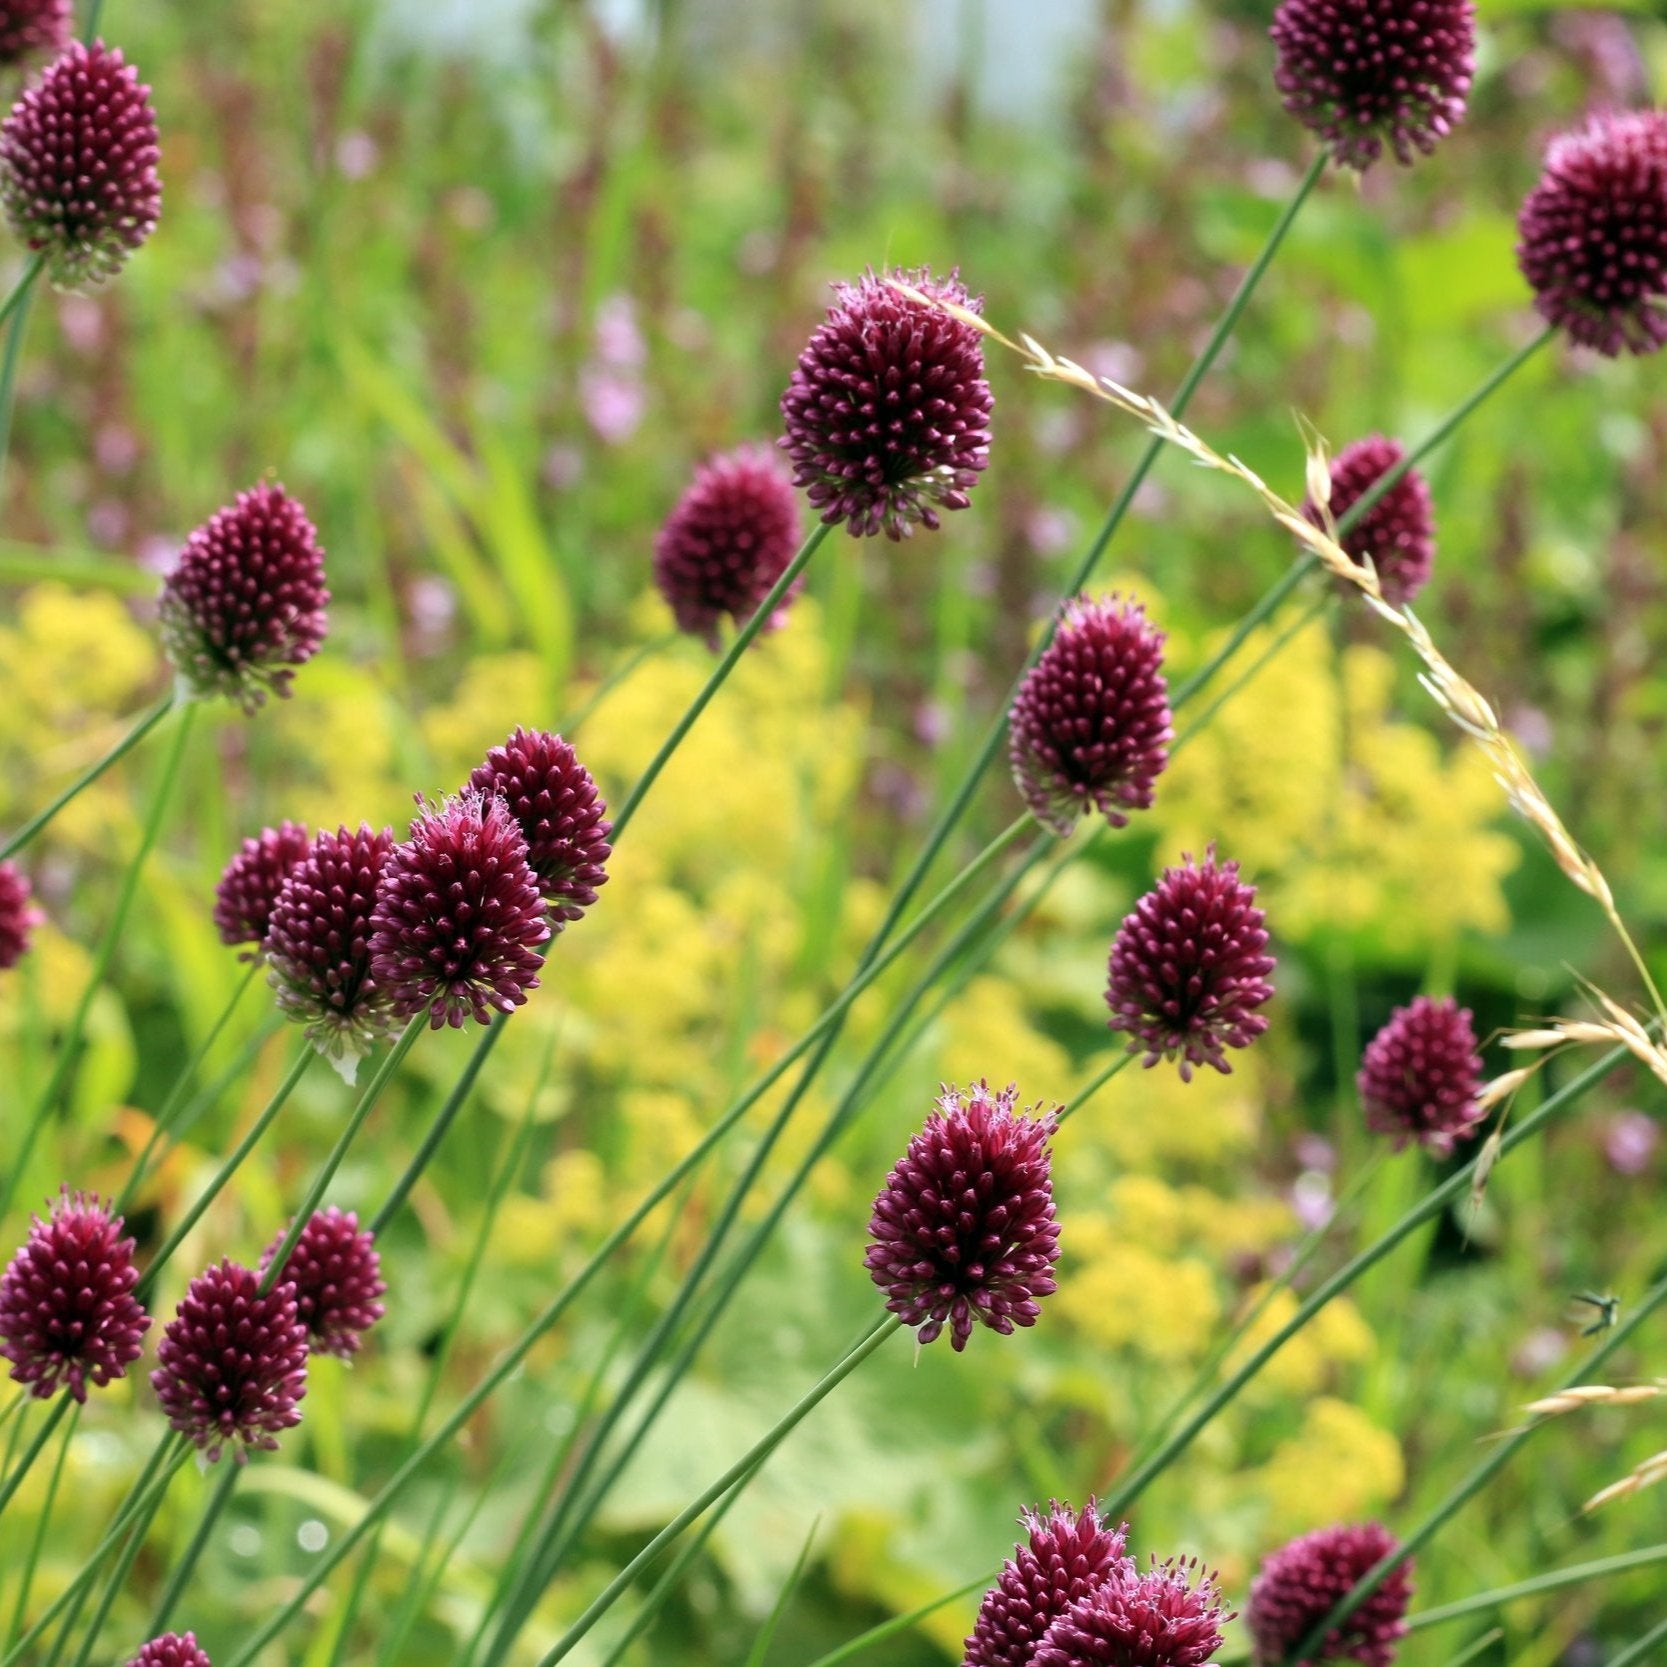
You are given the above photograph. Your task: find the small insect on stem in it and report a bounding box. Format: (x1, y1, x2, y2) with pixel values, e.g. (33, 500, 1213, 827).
(1572, 1291, 1622, 1337)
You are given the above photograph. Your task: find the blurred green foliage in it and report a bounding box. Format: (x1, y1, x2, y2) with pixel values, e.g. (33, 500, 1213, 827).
(3, 2, 1667, 1664)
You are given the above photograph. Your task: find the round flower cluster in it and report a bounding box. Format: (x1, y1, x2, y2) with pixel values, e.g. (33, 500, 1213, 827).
(0, 1189, 149, 1401)
(1517, 109, 1667, 357)
(1008, 594, 1172, 837)
(261, 1208, 386, 1359)
(865, 1081, 1061, 1352)
(967, 1507, 1230, 1667)
(780, 267, 993, 540)
(0, 0, 69, 69)
(150, 1259, 309, 1461)
(1304, 436, 1436, 608)
(0, 858, 41, 970)
(654, 444, 803, 649)
(128, 1636, 213, 1667)
(213, 821, 312, 954)
(1247, 1521, 1413, 1667)
(1358, 994, 1484, 1156)
(159, 483, 331, 713)
(0, 40, 161, 287)
(1270, 0, 1475, 171)
(1106, 847, 1276, 1080)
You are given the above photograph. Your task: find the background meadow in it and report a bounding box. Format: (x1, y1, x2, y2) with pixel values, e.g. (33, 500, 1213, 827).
(3, 0, 1667, 1663)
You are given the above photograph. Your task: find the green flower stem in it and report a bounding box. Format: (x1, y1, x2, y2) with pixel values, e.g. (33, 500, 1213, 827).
(259, 1017, 424, 1293)
(1, 1438, 189, 1667)
(135, 1043, 315, 1301)
(145, 1461, 239, 1638)
(1336, 325, 1554, 535)
(560, 632, 678, 738)
(1170, 593, 1330, 751)
(115, 959, 264, 1212)
(0, 1397, 67, 1518)
(82, 0, 108, 40)
(461, 1169, 701, 1667)
(594, 1447, 773, 1667)
(531, 1318, 902, 1667)
(610, 522, 831, 840)
(1606, 1612, 1667, 1667)
(0, 701, 196, 1229)
(4, 1401, 78, 1651)
(800, 1573, 994, 1667)
(474, 829, 1044, 1661)
(1101, 1041, 1637, 1523)
(1289, 1266, 1667, 1663)
(0, 696, 174, 865)
(0, 262, 39, 506)
(0, 255, 43, 337)
(337, 1057, 556, 1667)
(1407, 1544, 1667, 1630)
(64, 1460, 177, 1667)
(1126, 1154, 1385, 1476)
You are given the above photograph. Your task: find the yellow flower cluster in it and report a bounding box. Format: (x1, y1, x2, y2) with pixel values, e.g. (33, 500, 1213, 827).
(1155, 617, 1517, 956)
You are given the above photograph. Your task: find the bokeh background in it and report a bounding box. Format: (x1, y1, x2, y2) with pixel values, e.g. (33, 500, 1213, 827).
(4, 1, 1667, 1663)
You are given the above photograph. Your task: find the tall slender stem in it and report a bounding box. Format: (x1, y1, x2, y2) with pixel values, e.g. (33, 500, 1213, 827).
(611, 523, 830, 839)
(0, 264, 39, 507)
(1407, 1544, 1667, 1630)
(0, 702, 196, 1227)
(1289, 1267, 1667, 1662)
(532, 1319, 901, 1667)
(0, 698, 174, 865)
(146, 1463, 239, 1636)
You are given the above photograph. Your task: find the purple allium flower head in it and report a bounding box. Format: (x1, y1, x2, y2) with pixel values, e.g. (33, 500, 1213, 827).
(128, 1635, 213, 1667)
(0, 858, 42, 970)
(1247, 1522, 1412, 1667)
(1008, 594, 1172, 837)
(865, 1081, 1061, 1353)
(260, 1207, 386, 1359)
(0, 0, 70, 68)
(965, 1503, 1133, 1667)
(0, 1189, 149, 1402)
(466, 727, 612, 925)
(1358, 994, 1483, 1157)
(159, 482, 330, 714)
(1035, 1559, 1231, 1667)
(654, 444, 804, 650)
(1106, 847, 1276, 1081)
(1270, 0, 1476, 171)
(150, 1258, 308, 1461)
(0, 40, 160, 287)
(779, 267, 993, 541)
(1516, 109, 1667, 356)
(369, 791, 550, 1030)
(265, 824, 397, 1072)
(213, 821, 311, 954)
(1304, 436, 1436, 608)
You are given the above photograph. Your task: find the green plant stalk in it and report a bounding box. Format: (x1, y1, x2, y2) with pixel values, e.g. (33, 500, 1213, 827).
(1289, 1267, 1667, 1662)
(460, 1169, 702, 1667)
(0, 1397, 66, 1518)
(1170, 593, 1329, 751)
(488, 843, 1049, 1647)
(4, 1402, 78, 1650)
(1442, 1629, 1505, 1667)
(2, 1438, 189, 1667)
(531, 1318, 902, 1667)
(503, 562, 1325, 1631)
(135, 1044, 315, 1300)
(0, 255, 43, 336)
(115, 960, 264, 1211)
(0, 702, 196, 1227)
(1407, 1544, 1667, 1630)
(1606, 1612, 1667, 1667)
(1099, 1039, 1635, 1521)
(560, 632, 678, 738)
(1125, 1155, 1385, 1476)
(335, 1058, 555, 1667)
(258, 1017, 424, 1293)
(64, 1459, 179, 1667)
(595, 1447, 774, 1667)
(0, 264, 39, 506)
(145, 1461, 239, 1637)
(610, 522, 831, 839)
(799, 1573, 993, 1667)
(0, 696, 174, 864)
